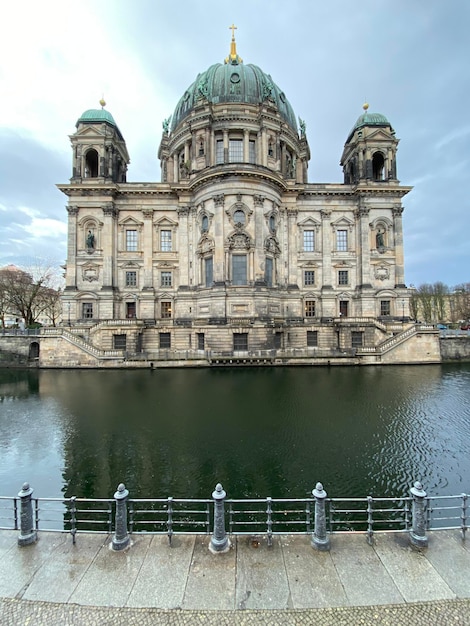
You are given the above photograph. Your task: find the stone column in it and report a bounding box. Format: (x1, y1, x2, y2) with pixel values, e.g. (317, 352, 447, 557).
(102, 204, 118, 290)
(243, 129, 249, 163)
(205, 127, 211, 167)
(393, 206, 405, 287)
(213, 195, 225, 282)
(142, 209, 154, 290)
(223, 130, 229, 164)
(356, 206, 372, 288)
(65, 206, 78, 289)
(177, 206, 190, 286)
(286, 206, 298, 286)
(321, 209, 332, 288)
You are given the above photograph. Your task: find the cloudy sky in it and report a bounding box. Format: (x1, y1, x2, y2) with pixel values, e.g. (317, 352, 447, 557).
(0, 0, 468, 287)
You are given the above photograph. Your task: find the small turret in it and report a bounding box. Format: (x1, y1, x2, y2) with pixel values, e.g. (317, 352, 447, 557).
(340, 103, 399, 184)
(70, 99, 130, 182)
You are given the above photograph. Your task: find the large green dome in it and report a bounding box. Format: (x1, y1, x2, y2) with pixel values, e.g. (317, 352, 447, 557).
(170, 57, 298, 133)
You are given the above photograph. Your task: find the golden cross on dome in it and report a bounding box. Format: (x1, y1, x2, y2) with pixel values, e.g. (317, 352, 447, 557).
(225, 23, 242, 64)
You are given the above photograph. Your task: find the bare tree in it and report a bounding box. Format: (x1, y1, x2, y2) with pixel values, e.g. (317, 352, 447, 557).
(452, 283, 470, 322)
(0, 261, 63, 327)
(432, 282, 449, 322)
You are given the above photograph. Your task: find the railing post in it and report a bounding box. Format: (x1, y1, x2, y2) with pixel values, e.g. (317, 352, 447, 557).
(112, 483, 130, 551)
(17, 482, 37, 546)
(409, 481, 428, 548)
(209, 483, 230, 553)
(311, 482, 330, 551)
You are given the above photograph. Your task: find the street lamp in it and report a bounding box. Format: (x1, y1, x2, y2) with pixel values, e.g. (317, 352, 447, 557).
(401, 299, 405, 323)
(67, 302, 71, 326)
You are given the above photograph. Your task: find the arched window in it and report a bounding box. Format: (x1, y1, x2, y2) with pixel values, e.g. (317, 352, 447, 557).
(348, 162, 356, 183)
(84, 149, 99, 178)
(372, 152, 385, 181)
(201, 215, 209, 232)
(233, 209, 245, 226)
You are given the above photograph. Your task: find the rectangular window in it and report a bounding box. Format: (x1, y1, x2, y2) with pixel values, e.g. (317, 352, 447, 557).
(303, 230, 315, 252)
(82, 302, 93, 319)
(126, 302, 136, 319)
(216, 139, 224, 164)
(249, 140, 256, 164)
(113, 334, 127, 350)
(232, 255, 247, 285)
(159, 332, 171, 349)
(351, 331, 364, 348)
(380, 300, 391, 316)
(205, 256, 213, 287)
(336, 229, 348, 251)
(161, 302, 172, 318)
(161, 271, 172, 287)
(233, 332, 248, 351)
(307, 330, 318, 347)
(229, 139, 243, 162)
(304, 270, 315, 286)
(339, 300, 349, 317)
(160, 230, 172, 252)
(126, 229, 137, 252)
(274, 332, 283, 349)
(125, 271, 137, 287)
(197, 332, 205, 351)
(338, 270, 349, 285)
(265, 257, 273, 287)
(305, 300, 316, 317)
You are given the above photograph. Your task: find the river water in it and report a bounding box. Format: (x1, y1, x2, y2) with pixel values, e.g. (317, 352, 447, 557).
(0, 364, 469, 501)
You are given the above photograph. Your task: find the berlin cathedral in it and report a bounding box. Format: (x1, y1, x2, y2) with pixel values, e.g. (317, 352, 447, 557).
(58, 30, 438, 366)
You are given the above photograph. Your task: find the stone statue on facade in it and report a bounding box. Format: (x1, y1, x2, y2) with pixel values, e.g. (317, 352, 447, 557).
(86, 230, 95, 251)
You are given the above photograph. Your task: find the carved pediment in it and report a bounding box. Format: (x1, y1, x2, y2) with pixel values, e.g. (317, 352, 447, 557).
(264, 235, 281, 256)
(226, 231, 253, 251)
(197, 234, 215, 256)
(81, 263, 100, 282)
(373, 263, 391, 281)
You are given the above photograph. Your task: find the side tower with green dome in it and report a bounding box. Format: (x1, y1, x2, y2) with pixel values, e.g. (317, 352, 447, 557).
(71, 100, 129, 182)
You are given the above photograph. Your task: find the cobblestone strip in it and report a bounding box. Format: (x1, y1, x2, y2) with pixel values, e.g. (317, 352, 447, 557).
(1, 598, 470, 625)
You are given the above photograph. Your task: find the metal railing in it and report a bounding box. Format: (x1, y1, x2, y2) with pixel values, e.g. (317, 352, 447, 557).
(1, 481, 467, 549)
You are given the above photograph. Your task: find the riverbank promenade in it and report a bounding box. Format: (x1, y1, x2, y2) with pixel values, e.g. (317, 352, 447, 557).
(0, 529, 469, 625)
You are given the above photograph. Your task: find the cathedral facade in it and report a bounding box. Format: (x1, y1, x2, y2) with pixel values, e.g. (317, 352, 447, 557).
(58, 35, 438, 366)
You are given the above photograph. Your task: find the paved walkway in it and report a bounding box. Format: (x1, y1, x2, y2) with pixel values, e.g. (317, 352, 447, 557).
(0, 529, 469, 624)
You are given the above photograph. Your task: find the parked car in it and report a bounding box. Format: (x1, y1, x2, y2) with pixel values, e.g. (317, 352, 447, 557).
(437, 324, 447, 330)
(461, 323, 470, 330)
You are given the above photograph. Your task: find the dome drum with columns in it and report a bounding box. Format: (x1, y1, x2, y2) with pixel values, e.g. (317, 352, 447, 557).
(57, 30, 435, 367)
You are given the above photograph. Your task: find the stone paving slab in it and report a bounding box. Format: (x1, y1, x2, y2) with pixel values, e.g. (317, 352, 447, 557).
(373, 532, 455, 603)
(235, 535, 291, 609)
(280, 535, 348, 608)
(0, 532, 67, 599)
(23, 533, 107, 603)
(127, 535, 195, 609)
(68, 534, 152, 607)
(182, 535, 236, 610)
(330, 532, 405, 606)
(424, 530, 470, 598)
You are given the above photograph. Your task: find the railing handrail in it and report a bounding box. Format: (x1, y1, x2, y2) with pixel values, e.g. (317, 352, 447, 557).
(1, 491, 467, 542)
